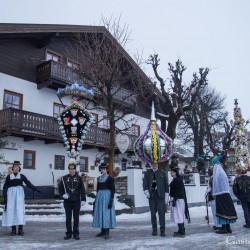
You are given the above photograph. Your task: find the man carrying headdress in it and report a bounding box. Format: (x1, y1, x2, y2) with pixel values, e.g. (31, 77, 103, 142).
(59, 159, 86, 240)
(143, 161, 168, 237)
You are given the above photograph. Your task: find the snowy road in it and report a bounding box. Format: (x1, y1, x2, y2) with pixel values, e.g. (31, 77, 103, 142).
(0, 204, 249, 250)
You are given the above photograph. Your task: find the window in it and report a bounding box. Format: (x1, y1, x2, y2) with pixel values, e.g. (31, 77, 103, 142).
(79, 157, 88, 172)
(54, 155, 65, 170)
(67, 59, 79, 69)
(91, 112, 98, 126)
(121, 162, 127, 171)
(53, 102, 65, 118)
(46, 50, 61, 62)
(23, 150, 36, 169)
(130, 124, 140, 136)
(103, 117, 110, 129)
(3, 90, 23, 109)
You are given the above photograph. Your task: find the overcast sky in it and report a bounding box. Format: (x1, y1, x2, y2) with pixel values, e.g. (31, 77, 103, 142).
(1, 0, 250, 127)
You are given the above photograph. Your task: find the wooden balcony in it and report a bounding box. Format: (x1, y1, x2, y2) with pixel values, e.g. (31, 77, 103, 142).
(36, 60, 137, 107)
(0, 108, 137, 150)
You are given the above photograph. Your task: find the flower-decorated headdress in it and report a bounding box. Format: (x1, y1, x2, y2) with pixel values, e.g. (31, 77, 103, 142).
(57, 82, 94, 159)
(133, 102, 173, 164)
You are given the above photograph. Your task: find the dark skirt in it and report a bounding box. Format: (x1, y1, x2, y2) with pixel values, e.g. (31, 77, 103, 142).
(215, 193, 237, 221)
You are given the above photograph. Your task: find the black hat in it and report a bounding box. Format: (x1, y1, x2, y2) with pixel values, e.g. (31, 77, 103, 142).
(99, 163, 109, 168)
(13, 160, 21, 165)
(171, 166, 180, 172)
(171, 153, 179, 159)
(12, 161, 21, 172)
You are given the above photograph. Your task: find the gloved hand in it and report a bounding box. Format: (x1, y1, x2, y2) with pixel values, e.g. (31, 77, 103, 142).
(62, 193, 69, 199)
(172, 199, 177, 207)
(165, 193, 169, 205)
(108, 199, 113, 209)
(81, 201, 86, 206)
(144, 190, 150, 199)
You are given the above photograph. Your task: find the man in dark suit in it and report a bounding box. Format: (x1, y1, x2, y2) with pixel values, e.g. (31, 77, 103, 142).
(233, 169, 250, 228)
(59, 161, 86, 240)
(143, 162, 168, 237)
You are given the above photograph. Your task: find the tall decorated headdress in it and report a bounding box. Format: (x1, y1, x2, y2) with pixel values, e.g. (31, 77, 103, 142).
(56, 83, 94, 159)
(133, 102, 173, 164)
(233, 99, 250, 172)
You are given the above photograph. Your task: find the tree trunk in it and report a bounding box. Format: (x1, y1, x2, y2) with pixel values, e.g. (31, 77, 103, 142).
(108, 112, 116, 177)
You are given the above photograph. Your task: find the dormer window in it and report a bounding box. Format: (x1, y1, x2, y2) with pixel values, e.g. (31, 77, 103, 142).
(46, 49, 61, 62)
(67, 59, 80, 70)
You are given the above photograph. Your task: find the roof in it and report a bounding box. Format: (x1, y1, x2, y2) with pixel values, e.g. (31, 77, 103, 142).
(0, 23, 150, 83)
(0, 23, 106, 34)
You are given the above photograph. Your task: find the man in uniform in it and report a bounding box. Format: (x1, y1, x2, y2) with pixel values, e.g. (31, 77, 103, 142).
(59, 160, 86, 240)
(143, 162, 168, 237)
(233, 169, 250, 228)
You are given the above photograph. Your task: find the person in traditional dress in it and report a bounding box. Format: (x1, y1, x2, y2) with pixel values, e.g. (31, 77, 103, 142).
(233, 169, 250, 229)
(169, 166, 190, 237)
(92, 163, 116, 239)
(212, 153, 237, 234)
(143, 162, 168, 237)
(59, 160, 86, 240)
(2, 161, 40, 236)
(205, 166, 221, 230)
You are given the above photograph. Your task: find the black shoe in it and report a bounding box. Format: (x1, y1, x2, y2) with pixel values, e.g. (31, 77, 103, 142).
(11, 226, 16, 236)
(74, 235, 80, 240)
(64, 235, 72, 240)
(18, 226, 24, 236)
(173, 232, 185, 237)
(104, 229, 110, 240)
(215, 225, 227, 234)
(226, 224, 232, 233)
(96, 229, 105, 237)
(152, 231, 157, 236)
(160, 232, 166, 237)
(243, 224, 250, 228)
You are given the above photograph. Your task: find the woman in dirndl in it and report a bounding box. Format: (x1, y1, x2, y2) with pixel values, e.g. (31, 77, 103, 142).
(169, 166, 190, 237)
(92, 163, 116, 239)
(2, 161, 39, 236)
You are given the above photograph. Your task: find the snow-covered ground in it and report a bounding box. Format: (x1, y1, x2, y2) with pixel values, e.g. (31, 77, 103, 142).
(0, 201, 249, 250)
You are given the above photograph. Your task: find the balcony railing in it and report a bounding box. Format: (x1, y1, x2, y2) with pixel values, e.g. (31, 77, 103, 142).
(37, 60, 137, 107)
(0, 108, 137, 150)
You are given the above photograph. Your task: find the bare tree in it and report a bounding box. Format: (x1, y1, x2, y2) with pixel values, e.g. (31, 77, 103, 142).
(178, 86, 228, 156)
(177, 86, 231, 173)
(146, 55, 209, 139)
(64, 16, 152, 175)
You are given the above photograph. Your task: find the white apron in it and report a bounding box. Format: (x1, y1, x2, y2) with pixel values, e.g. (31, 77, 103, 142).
(2, 173, 25, 227)
(170, 197, 185, 224)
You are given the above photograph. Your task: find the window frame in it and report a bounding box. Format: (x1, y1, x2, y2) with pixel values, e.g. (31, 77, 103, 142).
(91, 112, 98, 126)
(102, 117, 110, 129)
(3, 89, 23, 110)
(67, 59, 80, 70)
(46, 49, 62, 62)
(53, 102, 65, 118)
(23, 150, 36, 169)
(79, 156, 88, 172)
(131, 124, 140, 136)
(54, 155, 65, 170)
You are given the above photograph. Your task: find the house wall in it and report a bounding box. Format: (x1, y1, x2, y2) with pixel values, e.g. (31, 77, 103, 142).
(0, 73, 150, 191)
